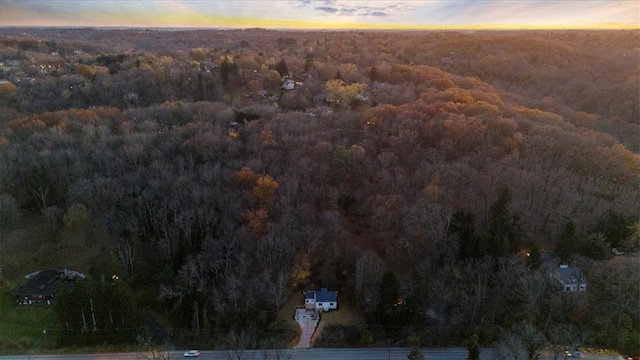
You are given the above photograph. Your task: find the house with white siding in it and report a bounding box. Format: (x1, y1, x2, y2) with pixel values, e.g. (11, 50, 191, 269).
(554, 265, 587, 292)
(303, 288, 338, 312)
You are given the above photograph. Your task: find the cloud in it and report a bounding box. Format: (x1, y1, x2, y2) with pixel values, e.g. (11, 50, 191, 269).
(315, 6, 338, 13)
(292, 0, 335, 9)
(2, 0, 637, 29)
(293, 0, 413, 18)
(412, 0, 640, 27)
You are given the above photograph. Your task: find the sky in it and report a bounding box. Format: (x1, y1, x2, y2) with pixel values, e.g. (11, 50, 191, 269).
(0, 0, 638, 30)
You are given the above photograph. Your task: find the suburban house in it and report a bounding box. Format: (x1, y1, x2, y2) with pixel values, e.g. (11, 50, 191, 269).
(227, 121, 241, 137)
(554, 265, 587, 292)
(612, 247, 625, 256)
(15, 269, 85, 305)
(282, 79, 295, 90)
(303, 288, 338, 312)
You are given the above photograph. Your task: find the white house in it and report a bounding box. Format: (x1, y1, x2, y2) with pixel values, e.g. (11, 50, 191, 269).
(554, 265, 587, 292)
(282, 79, 295, 90)
(612, 247, 625, 256)
(303, 288, 338, 312)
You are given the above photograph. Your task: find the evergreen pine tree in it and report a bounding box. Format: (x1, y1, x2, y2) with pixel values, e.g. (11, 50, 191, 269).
(466, 333, 481, 360)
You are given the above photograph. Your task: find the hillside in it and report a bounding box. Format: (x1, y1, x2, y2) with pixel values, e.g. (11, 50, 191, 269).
(0, 29, 638, 354)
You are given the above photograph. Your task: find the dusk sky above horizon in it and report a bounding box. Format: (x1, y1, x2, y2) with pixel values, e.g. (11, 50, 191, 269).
(1, 1, 638, 30)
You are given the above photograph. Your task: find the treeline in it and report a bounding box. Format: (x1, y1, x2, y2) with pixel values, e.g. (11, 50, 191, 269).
(0, 29, 638, 354)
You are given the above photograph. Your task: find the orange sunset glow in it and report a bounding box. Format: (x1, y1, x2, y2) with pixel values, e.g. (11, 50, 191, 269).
(1, 0, 638, 29)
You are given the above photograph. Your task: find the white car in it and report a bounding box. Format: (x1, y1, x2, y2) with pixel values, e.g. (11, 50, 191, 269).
(566, 350, 583, 357)
(183, 350, 200, 357)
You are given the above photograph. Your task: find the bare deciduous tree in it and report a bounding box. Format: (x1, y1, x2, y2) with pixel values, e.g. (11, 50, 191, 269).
(222, 329, 251, 360)
(355, 250, 385, 311)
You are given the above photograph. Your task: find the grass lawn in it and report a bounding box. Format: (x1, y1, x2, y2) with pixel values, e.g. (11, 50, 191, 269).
(311, 299, 364, 345)
(1, 216, 100, 281)
(278, 294, 304, 347)
(0, 290, 58, 354)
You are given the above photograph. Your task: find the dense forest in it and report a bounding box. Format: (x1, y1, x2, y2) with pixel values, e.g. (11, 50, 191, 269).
(0, 28, 638, 356)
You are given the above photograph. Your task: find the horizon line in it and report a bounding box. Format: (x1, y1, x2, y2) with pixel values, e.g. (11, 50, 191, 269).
(1, 24, 638, 31)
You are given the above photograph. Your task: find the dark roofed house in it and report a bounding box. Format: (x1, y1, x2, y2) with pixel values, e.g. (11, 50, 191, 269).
(554, 265, 587, 292)
(15, 269, 85, 305)
(303, 287, 338, 312)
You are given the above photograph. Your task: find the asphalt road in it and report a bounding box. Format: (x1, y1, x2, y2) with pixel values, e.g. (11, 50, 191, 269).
(0, 348, 628, 360)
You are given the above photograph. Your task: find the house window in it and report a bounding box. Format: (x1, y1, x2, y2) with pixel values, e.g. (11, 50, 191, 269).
(565, 286, 570, 292)
(330, 302, 334, 306)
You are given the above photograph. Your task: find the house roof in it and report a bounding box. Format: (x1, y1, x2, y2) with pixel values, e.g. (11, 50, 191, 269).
(557, 266, 587, 285)
(15, 270, 63, 297)
(15, 269, 84, 297)
(305, 287, 338, 302)
(282, 80, 295, 89)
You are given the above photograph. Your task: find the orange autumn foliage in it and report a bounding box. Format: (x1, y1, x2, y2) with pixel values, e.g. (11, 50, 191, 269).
(243, 209, 269, 235)
(253, 175, 279, 205)
(234, 167, 258, 188)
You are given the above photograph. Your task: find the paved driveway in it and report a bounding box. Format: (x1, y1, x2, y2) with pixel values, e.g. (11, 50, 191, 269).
(294, 308, 319, 348)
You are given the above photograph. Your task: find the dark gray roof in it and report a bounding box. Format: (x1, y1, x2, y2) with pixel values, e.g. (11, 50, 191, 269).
(558, 266, 587, 285)
(305, 287, 337, 302)
(15, 269, 83, 297)
(15, 270, 63, 297)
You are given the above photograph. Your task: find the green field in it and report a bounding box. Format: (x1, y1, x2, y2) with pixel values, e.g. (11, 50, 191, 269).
(0, 291, 58, 353)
